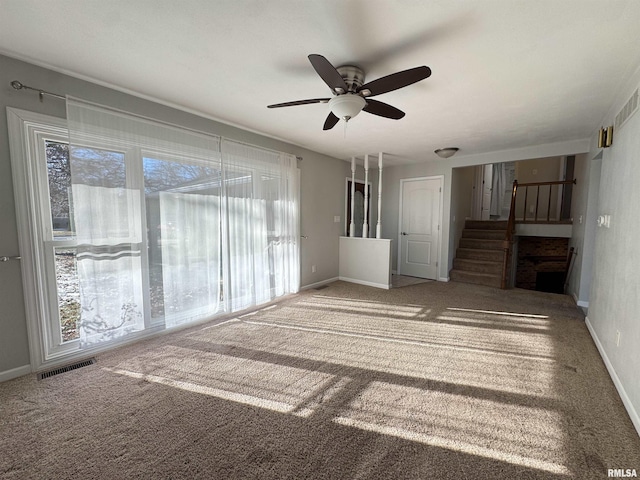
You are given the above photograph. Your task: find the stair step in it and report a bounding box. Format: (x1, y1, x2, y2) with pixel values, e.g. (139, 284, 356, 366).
(450, 270, 502, 288)
(461, 229, 506, 240)
(453, 258, 503, 275)
(464, 220, 508, 230)
(459, 238, 505, 250)
(456, 248, 505, 262)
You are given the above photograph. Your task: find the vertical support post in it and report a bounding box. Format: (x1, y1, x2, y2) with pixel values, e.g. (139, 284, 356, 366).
(363, 154, 369, 238)
(376, 152, 383, 239)
(349, 156, 356, 237)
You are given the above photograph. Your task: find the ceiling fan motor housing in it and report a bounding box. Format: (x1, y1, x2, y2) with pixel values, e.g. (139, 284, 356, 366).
(336, 65, 365, 93)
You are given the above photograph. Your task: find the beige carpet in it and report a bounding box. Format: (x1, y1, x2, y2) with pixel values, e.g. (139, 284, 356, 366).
(391, 274, 432, 288)
(1, 281, 639, 479)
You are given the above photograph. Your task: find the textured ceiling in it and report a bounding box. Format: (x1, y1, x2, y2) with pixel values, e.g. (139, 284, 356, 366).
(2, 0, 640, 165)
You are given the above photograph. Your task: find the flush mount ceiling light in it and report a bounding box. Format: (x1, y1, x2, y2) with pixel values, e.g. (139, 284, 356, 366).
(328, 94, 366, 122)
(434, 147, 459, 158)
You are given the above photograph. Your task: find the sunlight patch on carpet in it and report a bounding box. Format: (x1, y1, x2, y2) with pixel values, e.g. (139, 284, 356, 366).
(334, 380, 571, 476)
(447, 307, 549, 319)
(104, 367, 296, 412)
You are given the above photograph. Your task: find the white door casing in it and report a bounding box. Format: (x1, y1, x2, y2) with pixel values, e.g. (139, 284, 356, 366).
(481, 164, 493, 220)
(398, 176, 442, 279)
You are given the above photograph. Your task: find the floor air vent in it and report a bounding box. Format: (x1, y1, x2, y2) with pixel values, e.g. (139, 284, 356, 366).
(38, 358, 96, 380)
(615, 88, 639, 131)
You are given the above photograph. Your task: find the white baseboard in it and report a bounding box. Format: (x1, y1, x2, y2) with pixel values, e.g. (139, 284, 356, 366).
(439, 276, 450, 282)
(0, 364, 31, 383)
(300, 277, 339, 291)
(571, 292, 589, 308)
(338, 276, 391, 290)
(585, 316, 640, 437)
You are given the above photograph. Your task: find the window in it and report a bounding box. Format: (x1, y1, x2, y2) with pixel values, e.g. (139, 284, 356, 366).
(8, 106, 299, 369)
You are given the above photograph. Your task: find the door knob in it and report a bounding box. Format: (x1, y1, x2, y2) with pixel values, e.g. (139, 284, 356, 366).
(401, 232, 408, 235)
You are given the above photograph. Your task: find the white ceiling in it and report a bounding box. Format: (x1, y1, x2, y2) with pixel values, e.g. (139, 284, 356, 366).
(2, 0, 640, 165)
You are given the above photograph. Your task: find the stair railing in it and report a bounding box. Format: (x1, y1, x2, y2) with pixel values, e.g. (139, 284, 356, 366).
(500, 178, 577, 289)
(517, 179, 577, 222)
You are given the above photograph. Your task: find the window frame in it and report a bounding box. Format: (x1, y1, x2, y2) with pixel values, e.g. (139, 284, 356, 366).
(8, 109, 229, 369)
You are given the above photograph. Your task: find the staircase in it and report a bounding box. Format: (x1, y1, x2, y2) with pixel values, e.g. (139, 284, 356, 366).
(450, 220, 508, 288)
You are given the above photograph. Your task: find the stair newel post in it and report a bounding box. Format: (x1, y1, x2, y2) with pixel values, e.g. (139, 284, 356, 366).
(376, 152, 383, 239)
(362, 154, 369, 238)
(501, 180, 518, 289)
(349, 156, 356, 237)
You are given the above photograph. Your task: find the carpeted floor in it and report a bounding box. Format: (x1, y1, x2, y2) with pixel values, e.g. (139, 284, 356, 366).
(1, 280, 639, 479)
(391, 274, 432, 288)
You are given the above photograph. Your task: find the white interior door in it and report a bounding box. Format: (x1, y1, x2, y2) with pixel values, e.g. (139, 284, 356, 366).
(399, 177, 442, 279)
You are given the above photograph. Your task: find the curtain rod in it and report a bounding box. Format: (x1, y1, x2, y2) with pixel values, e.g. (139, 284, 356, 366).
(10, 80, 304, 162)
(10, 80, 65, 101)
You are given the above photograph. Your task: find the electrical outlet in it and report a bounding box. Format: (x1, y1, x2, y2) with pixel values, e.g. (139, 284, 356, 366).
(334, 216, 341, 223)
(311, 265, 317, 273)
(616, 330, 620, 347)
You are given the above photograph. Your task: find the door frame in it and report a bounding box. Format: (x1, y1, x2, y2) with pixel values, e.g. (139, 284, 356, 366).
(397, 175, 444, 279)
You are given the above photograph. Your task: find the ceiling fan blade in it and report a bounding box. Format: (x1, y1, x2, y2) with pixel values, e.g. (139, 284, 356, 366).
(323, 112, 340, 130)
(308, 54, 349, 93)
(358, 66, 431, 97)
(363, 99, 405, 119)
(267, 98, 330, 108)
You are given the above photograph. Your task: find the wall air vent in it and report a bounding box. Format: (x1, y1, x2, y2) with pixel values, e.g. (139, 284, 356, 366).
(614, 88, 639, 131)
(37, 358, 96, 380)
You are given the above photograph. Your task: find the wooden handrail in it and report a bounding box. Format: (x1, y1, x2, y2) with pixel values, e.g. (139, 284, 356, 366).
(516, 179, 576, 187)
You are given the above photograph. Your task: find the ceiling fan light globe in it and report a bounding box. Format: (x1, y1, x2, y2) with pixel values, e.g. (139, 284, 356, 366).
(329, 94, 366, 121)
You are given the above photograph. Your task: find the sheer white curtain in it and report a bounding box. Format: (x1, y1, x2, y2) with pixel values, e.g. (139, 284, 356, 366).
(221, 140, 299, 312)
(67, 97, 222, 343)
(66, 98, 299, 347)
(159, 191, 221, 327)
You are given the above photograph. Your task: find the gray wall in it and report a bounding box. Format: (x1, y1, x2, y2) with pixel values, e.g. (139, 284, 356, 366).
(584, 65, 640, 430)
(0, 54, 349, 376)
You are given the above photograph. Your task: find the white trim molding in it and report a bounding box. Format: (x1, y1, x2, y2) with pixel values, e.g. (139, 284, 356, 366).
(0, 364, 32, 383)
(585, 316, 640, 437)
(300, 277, 339, 291)
(7, 108, 70, 371)
(338, 276, 391, 290)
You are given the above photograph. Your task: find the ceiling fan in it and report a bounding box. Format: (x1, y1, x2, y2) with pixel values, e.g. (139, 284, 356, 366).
(267, 54, 431, 130)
